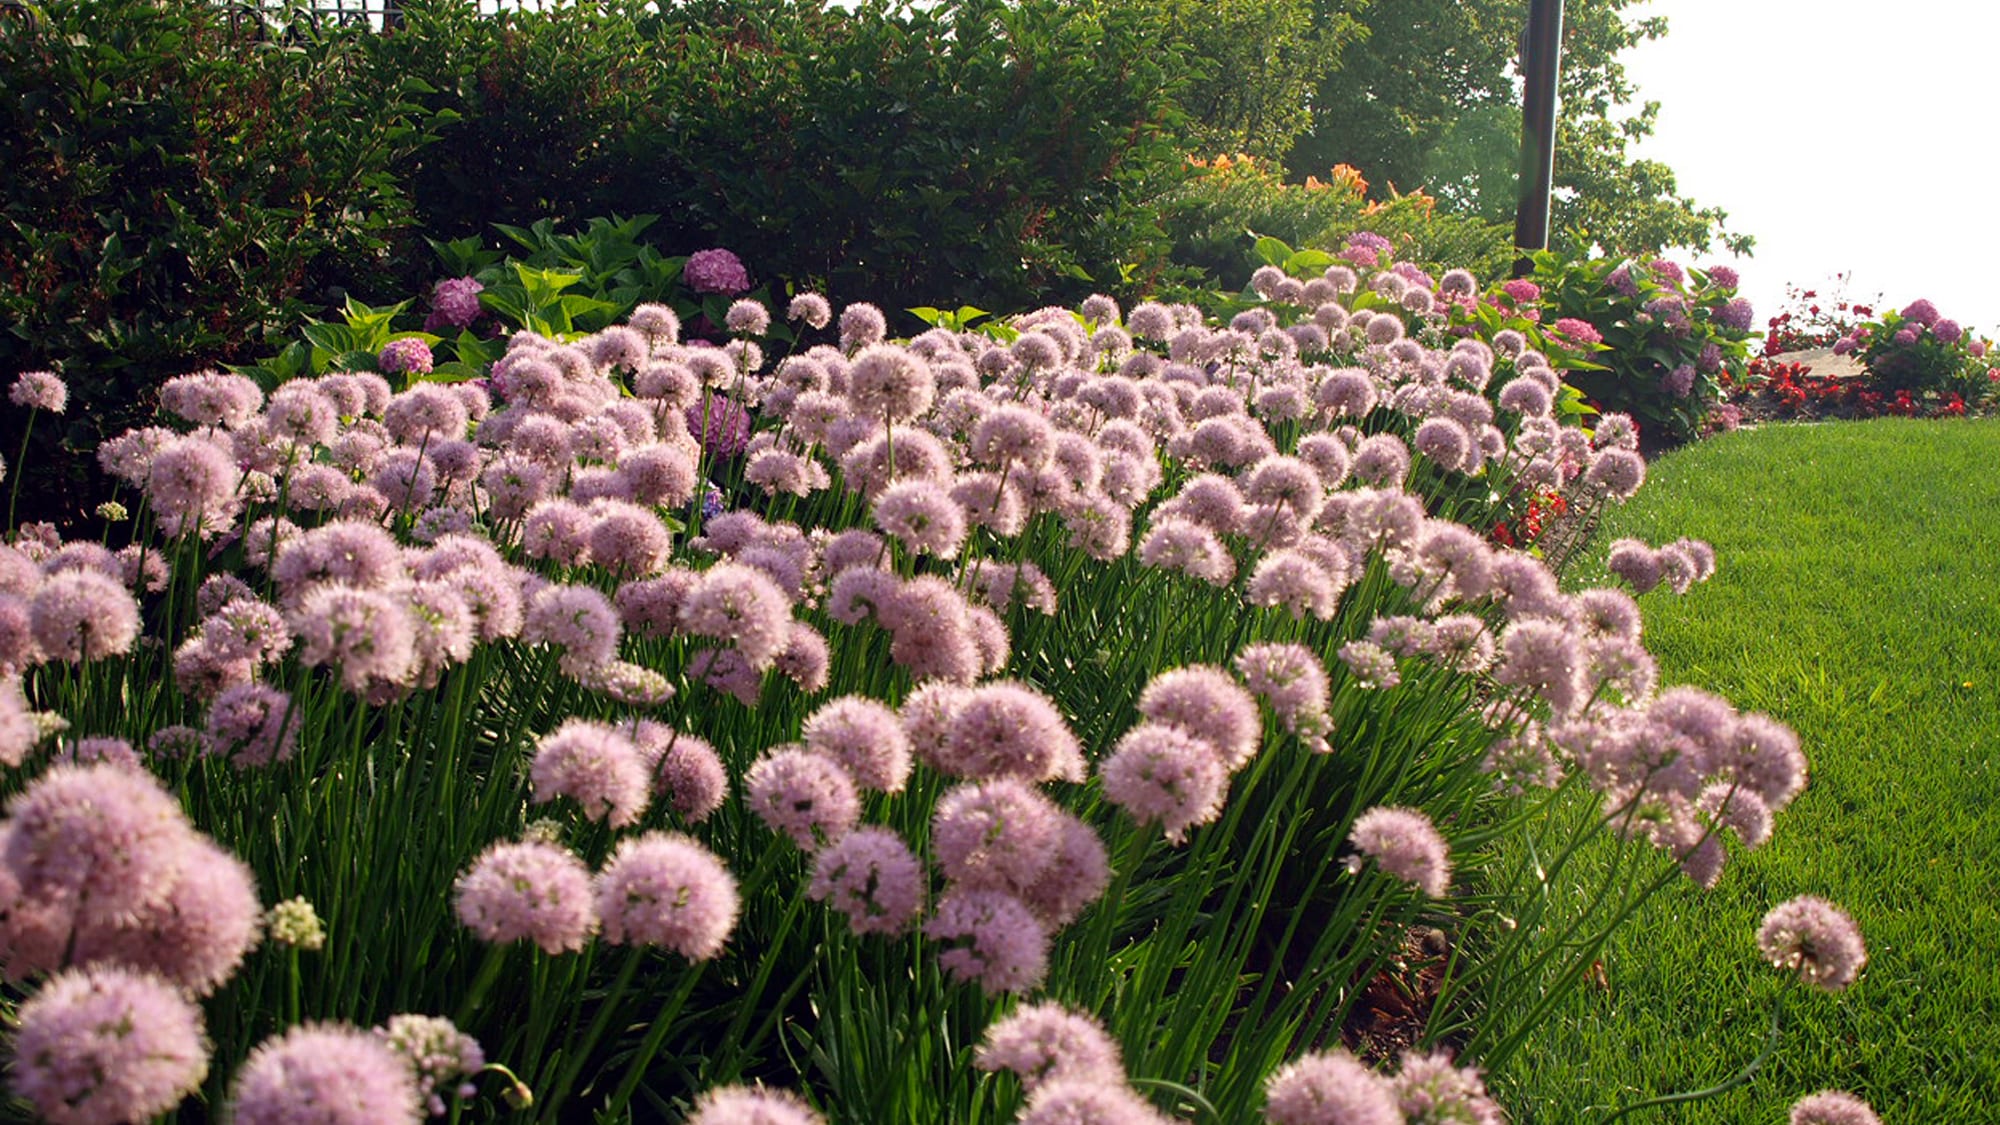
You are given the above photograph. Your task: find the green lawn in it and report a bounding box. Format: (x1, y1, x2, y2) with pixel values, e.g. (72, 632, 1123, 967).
(1494, 418, 2000, 1122)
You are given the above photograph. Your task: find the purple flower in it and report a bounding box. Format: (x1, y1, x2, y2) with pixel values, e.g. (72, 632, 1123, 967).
(726, 298, 772, 336)
(229, 1024, 423, 1124)
(1264, 1050, 1401, 1125)
(803, 696, 912, 793)
(530, 719, 650, 828)
(1758, 895, 1866, 991)
(9, 370, 67, 413)
(745, 747, 860, 849)
(12, 965, 210, 1125)
(376, 1016, 484, 1119)
(1900, 298, 1940, 327)
(595, 831, 739, 958)
(1551, 317, 1603, 346)
(378, 338, 434, 378)
(1892, 327, 1920, 347)
(1098, 722, 1227, 843)
(29, 568, 141, 663)
(1346, 806, 1451, 896)
(1662, 363, 1696, 397)
(1790, 1091, 1881, 1125)
(1933, 318, 1964, 343)
(1714, 297, 1756, 332)
(976, 1003, 1124, 1092)
(684, 248, 752, 296)
(452, 840, 597, 953)
(687, 396, 753, 458)
(1019, 1078, 1166, 1124)
(787, 292, 833, 329)
(925, 887, 1049, 995)
(932, 779, 1063, 893)
(1138, 665, 1262, 770)
(687, 1085, 824, 1125)
(424, 277, 485, 332)
(1501, 278, 1541, 305)
(1704, 264, 1740, 289)
(809, 825, 925, 936)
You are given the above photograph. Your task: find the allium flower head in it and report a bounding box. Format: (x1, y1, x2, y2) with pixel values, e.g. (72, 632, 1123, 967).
(1138, 665, 1261, 771)
(11, 965, 210, 1125)
(726, 298, 772, 336)
(376, 1015, 484, 1118)
(205, 682, 300, 767)
(920, 681, 1081, 781)
(1020, 1078, 1173, 1125)
(1391, 1051, 1505, 1125)
(685, 248, 752, 296)
(687, 1084, 825, 1125)
(873, 479, 967, 558)
(10, 371, 67, 413)
(745, 746, 861, 849)
(595, 831, 739, 958)
(681, 562, 793, 669)
(1494, 618, 1585, 714)
(1099, 722, 1228, 843)
(1264, 1049, 1401, 1125)
(530, 719, 650, 828)
(7, 763, 193, 924)
(1234, 643, 1332, 741)
(1346, 806, 1451, 896)
(787, 292, 833, 329)
(291, 584, 418, 692)
(521, 583, 622, 669)
(1789, 1091, 1881, 1125)
(228, 1023, 423, 1125)
(925, 887, 1049, 995)
(1757, 895, 1866, 991)
(452, 840, 597, 953)
(802, 696, 912, 793)
(29, 568, 141, 664)
(975, 1002, 1124, 1093)
(808, 825, 925, 937)
(932, 779, 1063, 893)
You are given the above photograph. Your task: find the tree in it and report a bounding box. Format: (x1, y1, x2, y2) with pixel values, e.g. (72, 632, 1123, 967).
(1286, 0, 1750, 258)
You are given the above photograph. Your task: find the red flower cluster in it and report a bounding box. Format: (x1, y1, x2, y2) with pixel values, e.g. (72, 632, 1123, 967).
(1490, 491, 1568, 548)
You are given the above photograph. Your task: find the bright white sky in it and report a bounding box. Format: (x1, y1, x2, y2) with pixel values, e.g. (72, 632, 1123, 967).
(1619, 1, 2000, 336)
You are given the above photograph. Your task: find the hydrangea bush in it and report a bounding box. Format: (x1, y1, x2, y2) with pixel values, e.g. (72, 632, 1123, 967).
(0, 241, 1872, 1122)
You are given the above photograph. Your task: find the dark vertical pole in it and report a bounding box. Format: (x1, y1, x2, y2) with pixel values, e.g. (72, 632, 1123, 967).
(1513, 0, 1565, 277)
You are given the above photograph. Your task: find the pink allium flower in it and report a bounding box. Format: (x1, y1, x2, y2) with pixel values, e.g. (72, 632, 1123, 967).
(159, 370, 262, 428)
(530, 720, 650, 828)
(1789, 1090, 1882, 1125)
(452, 840, 597, 954)
(1391, 1051, 1505, 1125)
(1137, 516, 1236, 586)
(291, 584, 417, 692)
(9, 370, 67, 413)
(28, 569, 140, 664)
(1138, 665, 1261, 771)
(873, 479, 968, 559)
(787, 293, 833, 329)
(638, 731, 726, 823)
(677, 561, 791, 669)
(687, 1084, 824, 1125)
(228, 1023, 424, 1125)
(585, 500, 673, 579)
(776, 621, 832, 693)
(145, 435, 240, 521)
(375, 1015, 484, 1118)
(1351, 434, 1411, 488)
(726, 299, 772, 336)
(1018, 812, 1109, 928)
(838, 303, 888, 352)
(1337, 640, 1401, 690)
(745, 746, 860, 849)
(1494, 619, 1585, 714)
(803, 696, 912, 793)
(522, 583, 622, 669)
(272, 519, 405, 599)
(205, 683, 299, 767)
(71, 837, 261, 998)
(378, 337, 434, 378)
(1758, 895, 1867, 991)
(685, 248, 752, 296)
(1021, 1078, 1173, 1125)
(925, 887, 1049, 995)
(975, 1002, 1123, 1093)
(808, 825, 926, 937)
(7, 763, 193, 925)
(629, 303, 682, 348)
(1346, 806, 1451, 896)
(1234, 643, 1331, 742)
(595, 831, 739, 959)
(846, 344, 936, 423)
(1099, 723, 1228, 843)
(931, 682, 1086, 783)
(1584, 447, 1647, 502)
(11, 965, 209, 1125)
(1264, 1050, 1401, 1125)
(1248, 550, 1342, 621)
(932, 779, 1063, 893)
(883, 577, 983, 684)
(1605, 538, 1663, 595)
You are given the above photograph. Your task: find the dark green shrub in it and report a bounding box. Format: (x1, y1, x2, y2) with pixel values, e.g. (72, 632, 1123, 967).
(0, 0, 437, 519)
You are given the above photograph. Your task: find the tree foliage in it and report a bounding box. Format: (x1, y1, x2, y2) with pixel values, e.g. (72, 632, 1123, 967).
(1284, 0, 1750, 259)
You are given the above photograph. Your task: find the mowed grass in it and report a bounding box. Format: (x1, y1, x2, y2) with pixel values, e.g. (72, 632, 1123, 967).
(1494, 418, 2000, 1121)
